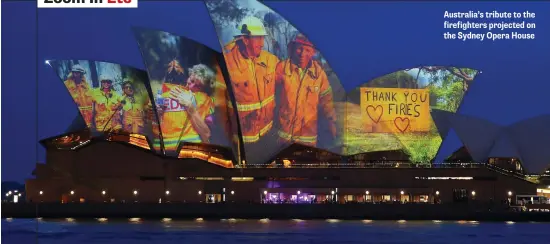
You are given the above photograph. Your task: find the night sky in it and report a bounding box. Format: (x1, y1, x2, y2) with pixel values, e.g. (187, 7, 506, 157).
(2, 1, 549, 182)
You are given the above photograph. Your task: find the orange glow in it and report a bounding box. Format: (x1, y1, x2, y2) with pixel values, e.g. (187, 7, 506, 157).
(178, 149, 233, 168)
(128, 134, 150, 150)
(283, 159, 292, 168)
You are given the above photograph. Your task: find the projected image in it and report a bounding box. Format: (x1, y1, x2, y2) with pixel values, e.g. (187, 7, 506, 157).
(205, 0, 346, 165)
(345, 67, 479, 163)
(49, 60, 156, 150)
(134, 28, 239, 160)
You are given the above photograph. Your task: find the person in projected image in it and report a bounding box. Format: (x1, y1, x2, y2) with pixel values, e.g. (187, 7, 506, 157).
(156, 61, 215, 153)
(91, 75, 123, 132)
(223, 16, 280, 165)
(275, 33, 337, 148)
(120, 81, 149, 135)
(64, 64, 94, 127)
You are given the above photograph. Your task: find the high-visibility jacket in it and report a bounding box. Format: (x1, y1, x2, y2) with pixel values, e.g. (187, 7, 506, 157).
(121, 95, 147, 134)
(64, 79, 94, 127)
(275, 59, 337, 146)
(92, 89, 123, 131)
(155, 83, 214, 153)
(224, 44, 279, 143)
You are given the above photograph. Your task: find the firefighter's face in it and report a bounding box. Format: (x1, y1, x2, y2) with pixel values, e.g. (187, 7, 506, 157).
(101, 80, 111, 89)
(123, 84, 134, 96)
(243, 36, 265, 57)
(186, 74, 204, 92)
(72, 71, 82, 80)
(292, 43, 315, 68)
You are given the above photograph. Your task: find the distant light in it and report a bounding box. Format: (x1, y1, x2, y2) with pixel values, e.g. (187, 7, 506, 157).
(362, 220, 373, 223)
(165, 190, 170, 195)
(231, 191, 235, 195)
(133, 190, 138, 195)
(327, 219, 340, 223)
(39, 191, 43, 195)
(198, 190, 202, 195)
(259, 218, 269, 223)
(331, 190, 335, 195)
(433, 220, 442, 223)
(45, 60, 51, 65)
(18, 193, 21, 197)
(70, 191, 75, 195)
(129, 218, 141, 223)
(263, 190, 267, 195)
(8, 191, 12, 195)
(400, 191, 404, 195)
(506, 221, 515, 225)
(365, 191, 370, 195)
(66, 218, 75, 222)
(471, 191, 476, 196)
(397, 220, 406, 224)
(5, 193, 8, 197)
(97, 218, 108, 222)
(508, 191, 513, 196)
(196, 218, 204, 222)
(102, 190, 106, 195)
(162, 218, 171, 222)
(297, 190, 301, 195)
(436, 191, 440, 195)
(14, 190, 18, 193)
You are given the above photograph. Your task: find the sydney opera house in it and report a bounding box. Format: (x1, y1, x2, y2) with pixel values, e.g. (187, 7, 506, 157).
(26, 0, 550, 205)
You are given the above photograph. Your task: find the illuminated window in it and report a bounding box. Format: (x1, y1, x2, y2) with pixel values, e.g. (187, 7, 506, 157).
(178, 177, 224, 181)
(231, 177, 254, 182)
(414, 177, 473, 180)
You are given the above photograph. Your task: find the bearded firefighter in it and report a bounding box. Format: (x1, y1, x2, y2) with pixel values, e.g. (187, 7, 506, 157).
(274, 33, 337, 147)
(223, 16, 280, 164)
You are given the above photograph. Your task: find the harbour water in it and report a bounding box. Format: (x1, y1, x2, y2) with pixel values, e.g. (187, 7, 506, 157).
(2, 218, 550, 243)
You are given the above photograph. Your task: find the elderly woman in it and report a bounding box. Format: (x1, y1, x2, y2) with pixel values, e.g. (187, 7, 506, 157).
(158, 63, 216, 152)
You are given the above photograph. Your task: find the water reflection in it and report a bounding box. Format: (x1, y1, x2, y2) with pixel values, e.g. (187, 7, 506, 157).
(2, 219, 549, 243)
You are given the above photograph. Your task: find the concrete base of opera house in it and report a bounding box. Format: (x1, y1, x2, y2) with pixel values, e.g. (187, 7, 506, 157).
(3, 203, 550, 222)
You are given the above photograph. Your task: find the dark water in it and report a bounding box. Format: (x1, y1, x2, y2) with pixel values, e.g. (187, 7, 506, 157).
(2, 218, 550, 244)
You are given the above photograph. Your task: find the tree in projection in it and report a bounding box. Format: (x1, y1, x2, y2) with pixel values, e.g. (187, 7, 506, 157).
(416, 66, 479, 113)
(135, 30, 180, 80)
(206, 0, 251, 29)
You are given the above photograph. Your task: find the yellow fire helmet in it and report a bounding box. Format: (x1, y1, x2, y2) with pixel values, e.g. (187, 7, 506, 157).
(235, 16, 268, 37)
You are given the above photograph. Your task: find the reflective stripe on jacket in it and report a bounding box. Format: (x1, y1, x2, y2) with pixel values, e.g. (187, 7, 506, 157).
(224, 44, 279, 143)
(275, 59, 336, 146)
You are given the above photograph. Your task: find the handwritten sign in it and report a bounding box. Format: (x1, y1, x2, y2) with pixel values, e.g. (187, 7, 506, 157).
(360, 87, 430, 133)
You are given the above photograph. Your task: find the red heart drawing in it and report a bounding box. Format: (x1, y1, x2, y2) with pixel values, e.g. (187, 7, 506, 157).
(366, 105, 383, 123)
(394, 117, 410, 133)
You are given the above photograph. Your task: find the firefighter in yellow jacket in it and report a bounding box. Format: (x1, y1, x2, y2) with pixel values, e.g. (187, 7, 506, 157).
(156, 63, 215, 153)
(64, 64, 94, 127)
(92, 75, 123, 132)
(223, 16, 279, 160)
(275, 34, 337, 147)
(120, 81, 148, 135)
